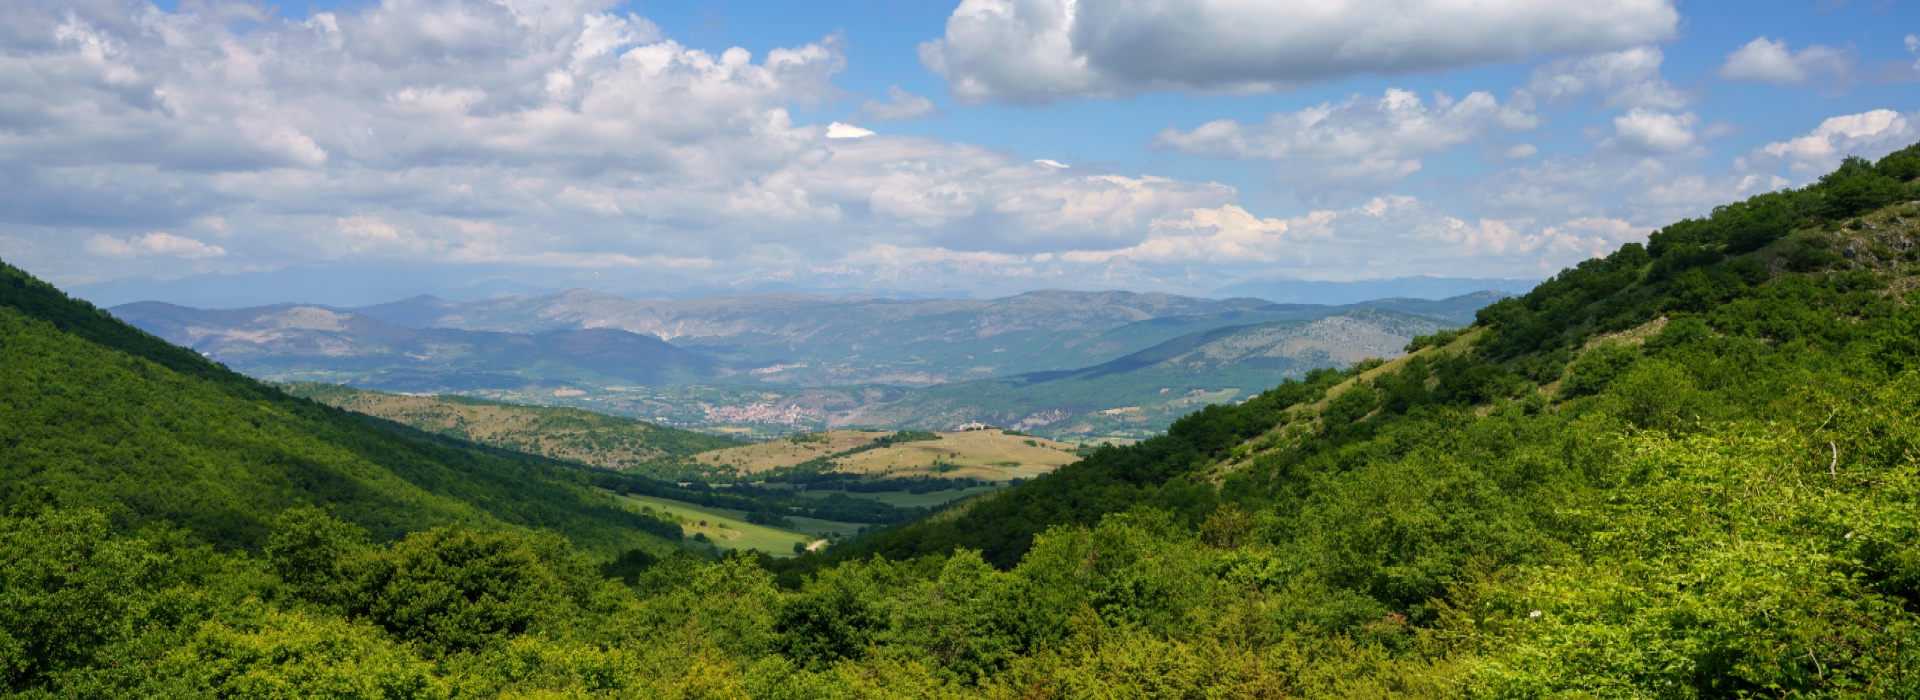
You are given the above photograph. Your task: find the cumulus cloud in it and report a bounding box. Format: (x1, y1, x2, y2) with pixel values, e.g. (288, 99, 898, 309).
(857, 86, 942, 122)
(1719, 37, 1854, 86)
(1061, 205, 1306, 264)
(85, 232, 227, 258)
(1049, 196, 1652, 279)
(1526, 46, 1688, 110)
(15, 0, 1898, 295)
(1501, 144, 1540, 160)
(1605, 109, 1700, 155)
(1153, 88, 1535, 203)
(0, 0, 1246, 285)
(1460, 109, 1917, 240)
(1754, 109, 1917, 179)
(1470, 143, 1764, 232)
(919, 0, 1681, 103)
(825, 122, 876, 138)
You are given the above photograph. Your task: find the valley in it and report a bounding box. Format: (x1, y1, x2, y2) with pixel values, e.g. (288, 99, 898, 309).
(5, 143, 1920, 697)
(12, 0, 1919, 694)
(114, 289, 1495, 441)
(282, 384, 1088, 550)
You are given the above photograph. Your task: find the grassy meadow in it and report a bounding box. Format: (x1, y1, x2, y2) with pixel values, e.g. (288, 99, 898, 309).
(609, 492, 853, 556)
(693, 429, 1078, 481)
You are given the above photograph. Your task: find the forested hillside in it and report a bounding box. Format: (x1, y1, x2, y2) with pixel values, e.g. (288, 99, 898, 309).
(283, 383, 744, 479)
(0, 263, 682, 555)
(6, 146, 1920, 697)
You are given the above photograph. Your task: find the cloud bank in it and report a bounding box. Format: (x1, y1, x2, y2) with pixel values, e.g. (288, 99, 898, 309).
(919, 0, 1681, 103)
(3, 0, 1914, 299)
(1718, 37, 1854, 87)
(1152, 88, 1537, 204)
(0, 0, 1235, 283)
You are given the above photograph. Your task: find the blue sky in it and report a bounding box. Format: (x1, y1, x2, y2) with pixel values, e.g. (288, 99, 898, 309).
(4, 0, 1919, 301)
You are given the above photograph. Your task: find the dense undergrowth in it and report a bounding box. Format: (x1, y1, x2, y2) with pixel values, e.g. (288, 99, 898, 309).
(5, 146, 1920, 696)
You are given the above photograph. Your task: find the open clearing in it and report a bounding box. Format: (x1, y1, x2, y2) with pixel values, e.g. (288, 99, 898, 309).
(692, 430, 886, 472)
(788, 514, 867, 539)
(795, 484, 999, 509)
(693, 429, 1080, 482)
(611, 492, 853, 556)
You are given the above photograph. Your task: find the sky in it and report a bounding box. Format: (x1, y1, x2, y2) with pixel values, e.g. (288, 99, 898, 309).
(2, 0, 1918, 302)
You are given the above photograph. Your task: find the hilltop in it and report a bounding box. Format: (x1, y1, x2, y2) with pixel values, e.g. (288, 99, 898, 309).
(282, 383, 745, 479)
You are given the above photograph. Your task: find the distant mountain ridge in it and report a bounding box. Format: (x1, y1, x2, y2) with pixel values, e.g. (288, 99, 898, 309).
(1215, 276, 1541, 304)
(839, 306, 1451, 437)
(107, 288, 1511, 440)
(71, 267, 1531, 309)
(110, 301, 720, 392)
(345, 287, 1509, 386)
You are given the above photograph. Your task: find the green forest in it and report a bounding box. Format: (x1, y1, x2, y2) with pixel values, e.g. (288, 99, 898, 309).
(5, 145, 1920, 696)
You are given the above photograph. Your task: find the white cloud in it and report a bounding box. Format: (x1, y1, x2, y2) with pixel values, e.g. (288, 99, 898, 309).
(1052, 196, 1652, 278)
(1719, 37, 1854, 86)
(1061, 205, 1308, 264)
(556, 185, 624, 215)
(841, 243, 1025, 267)
(1470, 145, 1759, 230)
(870, 180, 976, 225)
(1606, 109, 1699, 154)
(1457, 107, 1917, 241)
(1526, 46, 1688, 110)
(0, 0, 1246, 285)
(825, 122, 876, 139)
(334, 215, 438, 255)
(85, 232, 227, 259)
(1756, 109, 1916, 178)
(1502, 144, 1540, 160)
(13, 0, 1910, 296)
(857, 86, 942, 122)
(1907, 35, 1919, 69)
(1153, 88, 1536, 203)
(919, 0, 1681, 103)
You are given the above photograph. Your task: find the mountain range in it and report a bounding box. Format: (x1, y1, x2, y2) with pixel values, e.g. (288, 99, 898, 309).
(109, 288, 1506, 438)
(72, 262, 1535, 310)
(111, 301, 720, 392)
(839, 306, 1450, 437)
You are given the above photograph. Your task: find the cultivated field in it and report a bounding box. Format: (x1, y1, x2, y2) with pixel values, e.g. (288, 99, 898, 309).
(611, 492, 856, 556)
(692, 429, 1080, 482)
(795, 484, 1000, 509)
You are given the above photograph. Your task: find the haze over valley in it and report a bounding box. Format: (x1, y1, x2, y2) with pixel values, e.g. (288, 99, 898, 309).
(112, 288, 1498, 440)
